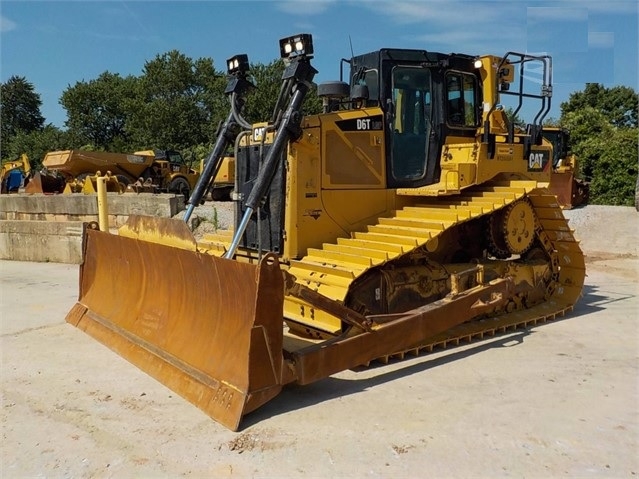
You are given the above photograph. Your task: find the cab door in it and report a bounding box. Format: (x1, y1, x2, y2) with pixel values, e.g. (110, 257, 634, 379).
(388, 66, 438, 188)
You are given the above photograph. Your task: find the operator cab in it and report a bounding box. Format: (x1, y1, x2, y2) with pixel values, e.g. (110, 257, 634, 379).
(333, 49, 480, 189)
(154, 150, 187, 172)
(542, 128, 571, 168)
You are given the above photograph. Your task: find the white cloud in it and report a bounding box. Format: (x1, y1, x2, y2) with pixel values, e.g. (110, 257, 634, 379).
(0, 15, 17, 33)
(353, 1, 535, 58)
(292, 21, 318, 34)
(360, 1, 524, 26)
(89, 32, 146, 42)
(555, 0, 638, 15)
(412, 25, 527, 55)
(275, 0, 337, 16)
(588, 31, 614, 48)
(526, 7, 588, 22)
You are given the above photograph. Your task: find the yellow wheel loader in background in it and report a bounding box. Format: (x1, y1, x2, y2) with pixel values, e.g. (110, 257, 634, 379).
(66, 34, 585, 431)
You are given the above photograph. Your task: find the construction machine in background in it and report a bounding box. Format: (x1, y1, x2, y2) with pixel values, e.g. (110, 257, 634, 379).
(0, 154, 31, 193)
(544, 127, 589, 209)
(37, 149, 199, 198)
(209, 155, 235, 200)
(66, 34, 585, 431)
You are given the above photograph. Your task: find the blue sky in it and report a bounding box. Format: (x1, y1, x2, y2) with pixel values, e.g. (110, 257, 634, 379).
(1, 0, 637, 128)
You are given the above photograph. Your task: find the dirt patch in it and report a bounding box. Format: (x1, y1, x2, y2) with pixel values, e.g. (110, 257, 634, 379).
(226, 432, 261, 453)
(392, 444, 415, 455)
(584, 255, 638, 280)
(223, 429, 290, 454)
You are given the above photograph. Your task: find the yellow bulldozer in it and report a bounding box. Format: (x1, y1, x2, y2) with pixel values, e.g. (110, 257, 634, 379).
(66, 34, 585, 431)
(544, 127, 589, 209)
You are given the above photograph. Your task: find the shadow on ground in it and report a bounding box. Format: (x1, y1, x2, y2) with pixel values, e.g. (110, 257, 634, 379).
(242, 283, 611, 429)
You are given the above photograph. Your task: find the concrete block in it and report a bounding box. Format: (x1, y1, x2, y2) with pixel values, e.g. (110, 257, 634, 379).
(107, 193, 184, 217)
(0, 193, 185, 263)
(0, 193, 183, 218)
(0, 220, 84, 264)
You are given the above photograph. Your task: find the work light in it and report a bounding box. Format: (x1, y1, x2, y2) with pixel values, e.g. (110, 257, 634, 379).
(226, 54, 249, 75)
(224, 54, 253, 95)
(279, 34, 313, 59)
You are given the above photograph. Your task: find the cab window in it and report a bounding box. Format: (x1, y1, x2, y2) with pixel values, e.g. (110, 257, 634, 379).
(390, 66, 432, 181)
(446, 72, 478, 127)
(168, 152, 184, 164)
(353, 69, 379, 106)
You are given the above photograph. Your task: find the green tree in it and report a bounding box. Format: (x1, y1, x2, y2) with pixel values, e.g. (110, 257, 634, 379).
(560, 107, 611, 181)
(561, 83, 638, 128)
(560, 86, 639, 206)
(60, 72, 139, 151)
(197, 64, 233, 145)
(504, 106, 525, 130)
(589, 129, 638, 206)
(4, 125, 71, 169)
(127, 51, 224, 151)
(1, 76, 45, 157)
(542, 117, 560, 127)
(244, 59, 322, 124)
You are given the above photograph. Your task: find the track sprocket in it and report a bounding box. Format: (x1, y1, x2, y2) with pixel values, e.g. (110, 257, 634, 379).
(486, 199, 536, 258)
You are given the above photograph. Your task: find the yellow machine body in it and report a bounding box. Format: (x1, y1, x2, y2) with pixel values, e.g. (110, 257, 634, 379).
(208, 155, 235, 200)
(66, 42, 585, 431)
(40, 149, 199, 198)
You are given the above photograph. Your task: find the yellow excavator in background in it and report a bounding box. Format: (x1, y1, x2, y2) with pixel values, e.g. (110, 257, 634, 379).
(0, 154, 31, 193)
(66, 34, 585, 431)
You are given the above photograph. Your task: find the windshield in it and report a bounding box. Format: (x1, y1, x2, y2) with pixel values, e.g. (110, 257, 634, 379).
(390, 66, 432, 181)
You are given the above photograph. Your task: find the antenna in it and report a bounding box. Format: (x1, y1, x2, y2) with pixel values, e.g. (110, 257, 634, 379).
(340, 35, 356, 81)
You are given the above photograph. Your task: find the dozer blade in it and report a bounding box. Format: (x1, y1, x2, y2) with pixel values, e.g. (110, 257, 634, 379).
(66, 224, 286, 431)
(24, 171, 44, 194)
(549, 171, 576, 209)
(25, 171, 65, 194)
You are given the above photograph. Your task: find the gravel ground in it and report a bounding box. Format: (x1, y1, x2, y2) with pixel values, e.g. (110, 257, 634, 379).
(175, 201, 235, 239)
(563, 205, 639, 258)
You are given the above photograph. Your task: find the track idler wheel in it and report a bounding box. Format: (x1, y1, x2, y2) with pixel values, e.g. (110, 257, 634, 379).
(486, 199, 536, 258)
